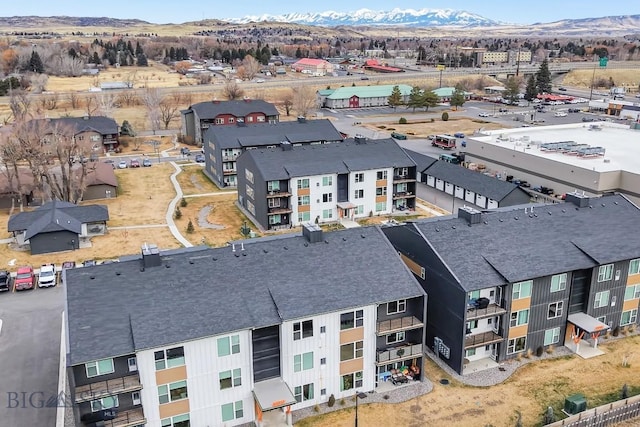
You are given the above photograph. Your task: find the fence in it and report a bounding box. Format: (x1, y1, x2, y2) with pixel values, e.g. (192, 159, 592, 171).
(548, 394, 640, 426)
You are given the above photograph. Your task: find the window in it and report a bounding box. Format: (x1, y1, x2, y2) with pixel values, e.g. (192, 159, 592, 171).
(297, 179, 309, 189)
(354, 173, 364, 183)
(624, 285, 640, 301)
(375, 202, 386, 212)
(217, 335, 240, 357)
(268, 198, 280, 208)
(298, 212, 310, 222)
(322, 209, 333, 219)
(507, 337, 526, 354)
(620, 309, 638, 326)
(466, 320, 478, 331)
(320, 326, 326, 333)
(376, 187, 387, 196)
(322, 193, 332, 203)
(161, 414, 190, 427)
(294, 383, 315, 403)
(221, 400, 244, 422)
(215, 118, 224, 124)
(386, 332, 405, 344)
(598, 264, 613, 282)
(320, 358, 326, 365)
(512, 280, 532, 300)
(246, 201, 255, 215)
(132, 391, 141, 406)
(91, 395, 118, 412)
(387, 300, 406, 315)
(340, 310, 364, 330)
(510, 309, 529, 327)
(245, 185, 254, 199)
(293, 320, 313, 340)
(465, 348, 476, 357)
(158, 380, 188, 404)
(550, 273, 567, 292)
(229, 117, 235, 124)
(128, 357, 137, 372)
(544, 327, 561, 345)
(219, 368, 242, 390)
(468, 290, 480, 301)
(321, 389, 326, 396)
(340, 341, 364, 361)
(630, 259, 640, 275)
(341, 371, 363, 391)
(376, 170, 387, 180)
(269, 214, 282, 225)
(267, 181, 280, 192)
(548, 302, 564, 319)
(85, 358, 114, 378)
(298, 195, 310, 206)
(594, 290, 610, 309)
(245, 169, 254, 184)
(294, 352, 314, 372)
(322, 176, 332, 186)
(354, 189, 364, 199)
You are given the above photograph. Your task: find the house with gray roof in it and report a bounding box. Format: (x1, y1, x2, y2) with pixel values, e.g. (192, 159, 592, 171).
(65, 226, 427, 426)
(180, 99, 279, 147)
(383, 193, 640, 375)
(203, 117, 344, 188)
(30, 116, 120, 152)
(236, 136, 417, 230)
(8, 200, 108, 254)
(318, 84, 413, 109)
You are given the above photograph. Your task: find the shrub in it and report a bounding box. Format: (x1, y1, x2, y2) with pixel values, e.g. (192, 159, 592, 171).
(339, 398, 346, 406)
(313, 404, 320, 413)
(180, 198, 188, 207)
(621, 384, 629, 399)
(328, 394, 336, 407)
(399, 117, 407, 124)
(441, 112, 449, 121)
(546, 345, 555, 354)
(536, 346, 544, 357)
(186, 220, 194, 234)
(613, 326, 620, 337)
(174, 207, 182, 219)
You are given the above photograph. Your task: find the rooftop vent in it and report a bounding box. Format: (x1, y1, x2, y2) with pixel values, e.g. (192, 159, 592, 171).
(141, 243, 161, 269)
(302, 223, 324, 244)
(458, 206, 482, 225)
(565, 191, 590, 208)
(354, 135, 366, 144)
(280, 141, 293, 151)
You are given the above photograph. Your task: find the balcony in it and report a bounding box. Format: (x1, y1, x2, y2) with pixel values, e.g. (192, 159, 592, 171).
(376, 343, 423, 365)
(464, 331, 503, 349)
(104, 408, 146, 427)
(466, 303, 507, 321)
(223, 169, 236, 175)
(377, 316, 423, 336)
(393, 175, 416, 183)
(266, 191, 292, 198)
(268, 207, 292, 214)
(392, 192, 416, 200)
(75, 375, 142, 403)
(222, 155, 238, 161)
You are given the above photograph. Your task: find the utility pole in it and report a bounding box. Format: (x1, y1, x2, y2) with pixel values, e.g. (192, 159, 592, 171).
(515, 47, 522, 77)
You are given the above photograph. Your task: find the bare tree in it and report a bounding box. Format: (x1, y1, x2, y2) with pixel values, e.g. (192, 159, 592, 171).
(84, 94, 100, 117)
(291, 86, 318, 117)
(117, 91, 139, 107)
(68, 92, 80, 109)
(223, 79, 244, 100)
(140, 87, 162, 133)
(29, 74, 48, 94)
(39, 93, 58, 111)
(9, 89, 32, 121)
(242, 55, 261, 81)
(281, 91, 293, 116)
(97, 93, 118, 117)
(0, 132, 26, 213)
(159, 98, 180, 129)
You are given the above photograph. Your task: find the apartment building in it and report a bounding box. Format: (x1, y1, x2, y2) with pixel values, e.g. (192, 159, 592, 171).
(66, 226, 427, 427)
(202, 118, 344, 188)
(236, 137, 417, 231)
(180, 99, 279, 146)
(30, 116, 120, 152)
(382, 193, 640, 375)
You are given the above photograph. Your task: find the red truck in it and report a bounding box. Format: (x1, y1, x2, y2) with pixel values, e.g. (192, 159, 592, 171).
(15, 266, 35, 291)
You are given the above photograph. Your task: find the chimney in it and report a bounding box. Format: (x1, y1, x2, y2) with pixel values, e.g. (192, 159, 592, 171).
(354, 135, 366, 144)
(280, 141, 293, 151)
(565, 191, 590, 208)
(458, 206, 482, 225)
(297, 116, 307, 123)
(141, 243, 161, 268)
(302, 223, 324, 243)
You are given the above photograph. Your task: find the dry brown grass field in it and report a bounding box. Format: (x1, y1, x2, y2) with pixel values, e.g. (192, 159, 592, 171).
(367, 116, 507, 139)
(175, 165, 222, 196)
(562, 69, 640, 91)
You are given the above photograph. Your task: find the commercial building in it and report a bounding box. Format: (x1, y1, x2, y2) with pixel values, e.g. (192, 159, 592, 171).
(236, 137, 417, 231)
(383, 193, 640, 375)
(65, 227, 427, 427)
(291, 58, 335, 75)
(317, 85, 413, 109)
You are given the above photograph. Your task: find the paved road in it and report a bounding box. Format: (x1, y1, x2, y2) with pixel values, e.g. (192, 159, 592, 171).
(0, 285, 64, 427)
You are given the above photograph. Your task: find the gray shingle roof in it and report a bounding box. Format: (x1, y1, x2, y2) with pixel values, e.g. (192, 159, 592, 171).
(413, 194, 640, 291)
(188, 99, 279, 120)
(204, 119, 344, 149)
(66, 226, 425, 365)
(403, 149, 437, 173)
(31, 116, 118, 135)
(240, 138, 416, 181)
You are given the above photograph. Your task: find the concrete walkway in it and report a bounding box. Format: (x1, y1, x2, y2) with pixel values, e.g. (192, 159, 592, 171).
(182, 191, 236, 198)
(166, 162, 193, 248)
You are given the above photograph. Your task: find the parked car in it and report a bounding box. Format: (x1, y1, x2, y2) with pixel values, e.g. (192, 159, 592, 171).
(129, 158, 140, 168)
(568, 108, 581, 113)
(83, 260, 96, 267)
(498, 108, 508, 113)
(117, 160, 128, 169)
(38, 264, 57, 288)
(180, 147, 191, 156)
(453, 132, 465, 138)
(478, 112, 490, 117)
(194, 153, 205, 163)
(360, 76, 369, 80)
(15, 266, 35, 291)
(554, 111, 568, 117)
(142, 158, 152, 167)
(103, 159, 116, 169)
(0, 270, 10, 292)
(390, 132, 407, 140)
(558, 87, 567, 91)
(582, 117, 595, 122)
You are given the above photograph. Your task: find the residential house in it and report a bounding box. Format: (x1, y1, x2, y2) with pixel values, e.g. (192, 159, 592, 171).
(236, 137, 417, 231)
(203, 118, 344, 188)
(318, 85, 413, 109)
(65, 226, 427, 427)
(382, 193, 640, 375)
(291, 58, 335, 75)
(31, 116, 120, 152)
(8, 200, 109, 254)
(0, 168, 37, 209)
(180, 99, 279, 146)
(82, 162, 118, 201)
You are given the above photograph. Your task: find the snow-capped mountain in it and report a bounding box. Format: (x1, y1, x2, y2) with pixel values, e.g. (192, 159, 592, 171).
(223, 8, 500, 27)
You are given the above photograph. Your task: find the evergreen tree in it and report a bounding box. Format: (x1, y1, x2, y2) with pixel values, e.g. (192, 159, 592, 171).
(68, 48, 77, 58)
(535, 59, 552, 94)
(29, 51, 44, 73)
(387, 85, 403, 110)
(169, 47, 176, 61)
(525, 75, 538, 102)
(135, 41, 143, 56)
(423, 91, 440, 112)
(504, 77, 520, 105)
(120, 120, 136, 137)
(407, 86, 424, 112)
(295, 47, 302, 58)
(450, 86, 466, 110)
(136, 53, 148, 66)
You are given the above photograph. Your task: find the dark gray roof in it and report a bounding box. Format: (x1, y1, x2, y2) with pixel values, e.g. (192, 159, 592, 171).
(423, 160, 528, 202)
(66, 226, 425, 365)
(204, 119, 344, 149)
(413, 194, 640, 291)
(31, 116, 118, 135)
(187, 99, 279, 120)
(240, 138, 416, 181)
(8, 201, 109, 239)
(404, 149, 437, 172)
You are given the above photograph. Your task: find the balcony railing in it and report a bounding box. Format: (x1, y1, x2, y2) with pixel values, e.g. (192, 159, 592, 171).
(268, 207, 292, 214)
(376, 343, 423, 365)
(377, 316, 423, 335)
(223, 169, 236, 175)
(104, 408, 146, 427)
(464, 331, 503, 349)
(392, 192, 416, 200)
(266, 191, 292, 198)
(393, 175, 416, 183)
(222, 155, 238, 161)
(75, 375, 142, 403)
(466, 303, 507, 321)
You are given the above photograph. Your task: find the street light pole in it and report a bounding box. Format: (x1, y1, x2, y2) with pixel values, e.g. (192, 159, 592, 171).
(589, 61, 597, 101)
(355, 392, 367, 427)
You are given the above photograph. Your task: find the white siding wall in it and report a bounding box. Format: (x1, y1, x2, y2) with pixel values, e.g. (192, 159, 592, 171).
(465, 344, 494, 362)
(444, 182, 454, 195)
(488, 199, 499, 209)
(426, 175, 435, 187)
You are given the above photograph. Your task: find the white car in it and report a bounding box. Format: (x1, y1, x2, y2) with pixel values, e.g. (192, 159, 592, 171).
(554, 111, 568, 117)
(478, 112, 490, 117)
(38, 264, 56, 288)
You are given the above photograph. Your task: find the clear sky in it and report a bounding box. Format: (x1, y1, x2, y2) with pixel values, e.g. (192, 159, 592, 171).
(5, 1, 639, 24)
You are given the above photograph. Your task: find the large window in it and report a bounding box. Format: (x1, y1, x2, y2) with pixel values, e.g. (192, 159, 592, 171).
(548, 301, 564, 319)
(376, 170, 387, 180)
(161, 414, 190, 427)
(267, 181, 280, 192)
(544, 327, 560, 345)
(158, 380, 188, 404)
(85, 358, 114, 378)
(340, 341, 364, 361)
(219, 368, 242, 390)
(624, 285, 640, 301)
(322, 193, 332, 203)
(340, 310, 364, 330)
(155, 347, 185, 371)
(294, 383, 315, 403)
(297, 179, 309, 189)
(245, 169, 254, 184)
(217, 335, 240, 357)
(354, 189, 364, 199)
(293, 320, 313, 340)
(550, 273, 567, 292)
(507, 337, 526, 354)
(594, 290, 610, 309)
(512, 280, 532, 300)
(298, 212, 310, 222)
(322, 209, 333, 219)
(354, 173, 364, 183)
(510, 309, 529, 327)
(386, 331, 405, 344)
(597, 264, 613, 282)
(375, 202, 386, 212)
(322, 176, 332, 186)
(620, 309, 638, 326)
(221, 400, 244, 422)
(298, 195, 310, 206)
(341, 371, 363, 391)
(376, 187, 387, 196)
(629, 259, 640, 275)
(90, 396, 118, 412)
(294, 352, 314, 372)
(387, 300, 406, 315)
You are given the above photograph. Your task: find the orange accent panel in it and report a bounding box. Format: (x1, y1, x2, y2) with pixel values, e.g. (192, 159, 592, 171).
(298, 204, 310, 212)
(376, 179, 387, 187)
(159, 399, 190, 419)
(298, 188, 310, 196)
(622, 299, 640, 312)
(155, 365, 187, 385)
(255, 400, 263, 421)
(339, 358, 364, 375)
(340, 327, 364, 344)
(564, 325, 573, 343)
(375, 195, 387, 203)
(510, 297, 531, 311)
(627, 274, 640, 286)
(399, 253, 424, 279)
(508, 325, 528, 340)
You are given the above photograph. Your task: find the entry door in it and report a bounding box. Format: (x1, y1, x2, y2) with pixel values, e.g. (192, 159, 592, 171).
(569, 269, 591, 314)
(491, 344, 498, 360)
(493, 316, 500, 334)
